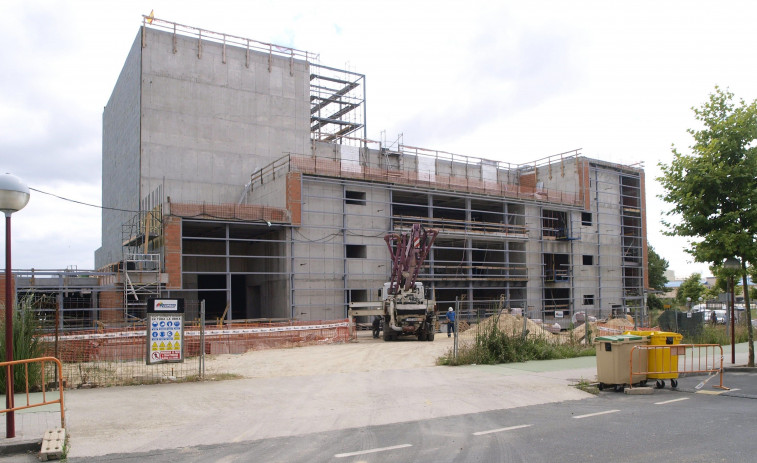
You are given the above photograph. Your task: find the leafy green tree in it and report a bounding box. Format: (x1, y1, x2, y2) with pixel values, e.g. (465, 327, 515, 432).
(647, 293, 664, 311)
(710, 264, 744, 297)
(659, 87, 757, 365)
(647, 246, 669, 291)
(675, 273, 707, 306)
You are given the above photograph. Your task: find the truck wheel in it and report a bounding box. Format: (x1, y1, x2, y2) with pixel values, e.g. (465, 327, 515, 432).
(383, 328, 392, 341)
(417, 333, 426, 341)
(427, 332, 435, 341)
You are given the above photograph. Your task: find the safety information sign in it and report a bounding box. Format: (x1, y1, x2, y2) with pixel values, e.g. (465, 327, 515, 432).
(146, 313, 184, 365)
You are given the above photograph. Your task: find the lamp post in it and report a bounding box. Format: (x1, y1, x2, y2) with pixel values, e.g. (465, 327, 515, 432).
(0, 173, 30, 439)
(724, 257, 741, 365)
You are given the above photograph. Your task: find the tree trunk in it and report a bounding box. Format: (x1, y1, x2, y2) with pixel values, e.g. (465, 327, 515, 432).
(742, 261, 754, 367)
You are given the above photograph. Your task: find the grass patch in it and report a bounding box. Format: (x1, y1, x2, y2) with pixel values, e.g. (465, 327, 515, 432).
(573, 378, 599, 395)
(206, 372, 245, 381)
(686, 323, 751, 345)
(438, 314, 595, 366)
(0, 296, 45, 392)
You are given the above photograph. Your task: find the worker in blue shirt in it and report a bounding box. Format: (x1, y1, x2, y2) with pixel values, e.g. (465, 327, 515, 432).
(447, 307, 456, 337)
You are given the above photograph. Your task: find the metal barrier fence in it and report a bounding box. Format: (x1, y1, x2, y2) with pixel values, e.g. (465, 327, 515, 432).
(628, 344, 728, 390)
(1, 357, 65, 437)
(36, 318, 351, 388)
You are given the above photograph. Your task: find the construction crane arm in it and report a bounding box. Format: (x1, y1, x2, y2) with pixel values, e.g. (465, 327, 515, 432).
(384, 223, 438, 293)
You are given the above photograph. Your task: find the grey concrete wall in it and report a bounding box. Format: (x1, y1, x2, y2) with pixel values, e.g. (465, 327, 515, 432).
(535, 157, 581, 197)
(290, 177, 392, 320)
(246, 171, 288, 208)
(592, 166, 624, 309)
(292, 179, 345, 320)
(344, 184, 391, 292)
(139, 27, 310, 206)
(96, 31, 143, 269)
(523, 204, 543, 311)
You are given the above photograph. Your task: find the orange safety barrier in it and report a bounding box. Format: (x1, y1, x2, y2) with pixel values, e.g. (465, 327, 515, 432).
(628, 344, 729, 390)
(1, 356, 65, 429)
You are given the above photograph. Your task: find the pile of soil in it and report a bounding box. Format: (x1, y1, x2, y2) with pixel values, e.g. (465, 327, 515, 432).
(458, 314, 556, 342)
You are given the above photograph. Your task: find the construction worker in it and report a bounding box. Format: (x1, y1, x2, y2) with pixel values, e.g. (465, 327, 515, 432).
(372, 315, 381, 338)
(447, 307, 456, 337)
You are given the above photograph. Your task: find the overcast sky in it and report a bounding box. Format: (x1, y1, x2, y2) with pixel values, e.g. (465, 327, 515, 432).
(2, 0, 757, 279)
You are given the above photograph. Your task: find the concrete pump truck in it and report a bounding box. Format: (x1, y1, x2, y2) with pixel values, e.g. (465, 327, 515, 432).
(380, 224, 439, 341)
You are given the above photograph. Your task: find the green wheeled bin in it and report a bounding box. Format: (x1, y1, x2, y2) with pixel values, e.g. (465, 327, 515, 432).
(624, 330, 683, 389)
(594, 334, 649, 392)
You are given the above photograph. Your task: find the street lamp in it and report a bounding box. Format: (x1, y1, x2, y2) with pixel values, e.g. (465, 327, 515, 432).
(0, 173, 30, 439)
(724, 257, 741, 365)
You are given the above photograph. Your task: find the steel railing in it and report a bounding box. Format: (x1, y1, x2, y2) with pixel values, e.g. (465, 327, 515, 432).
(628, 344, 728, 390)
(1, 357, 66, 432)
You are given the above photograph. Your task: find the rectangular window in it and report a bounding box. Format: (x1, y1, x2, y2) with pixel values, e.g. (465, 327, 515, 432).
(583, 255, 594, 265)
(349, 289, 368, 303)
(581, 212, 592, 226)
(345, 190, 366, 206)
(542, 210, 568, 239)
(583, 295, 595, 305)
(346, 245, 367, 258)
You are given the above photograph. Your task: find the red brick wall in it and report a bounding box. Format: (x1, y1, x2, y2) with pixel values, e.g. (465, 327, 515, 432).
(99, 290, 123, 322)
(641, 170, 649, 290)
(164, 215, 182, 289)
(287, 172, 302, 226)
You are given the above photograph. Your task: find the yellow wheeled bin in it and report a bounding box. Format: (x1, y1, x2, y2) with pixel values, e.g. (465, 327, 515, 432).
(624, 330, 683, 389)
(594, 334, 648, 392)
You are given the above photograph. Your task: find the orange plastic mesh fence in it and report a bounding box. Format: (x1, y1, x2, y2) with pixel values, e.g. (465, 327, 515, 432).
(38, 320, 350, 388)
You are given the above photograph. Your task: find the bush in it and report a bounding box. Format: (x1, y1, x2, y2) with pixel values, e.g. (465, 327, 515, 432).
(0, 297, 44, 393)
(438, 315, 595, 366)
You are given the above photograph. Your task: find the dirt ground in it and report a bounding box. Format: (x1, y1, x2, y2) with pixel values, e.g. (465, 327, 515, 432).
(205, 329, 458, 379)
(201, 314, 634, 380)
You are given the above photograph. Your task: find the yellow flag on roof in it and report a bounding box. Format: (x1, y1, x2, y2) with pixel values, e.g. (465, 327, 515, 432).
(147, 10, 154, 24)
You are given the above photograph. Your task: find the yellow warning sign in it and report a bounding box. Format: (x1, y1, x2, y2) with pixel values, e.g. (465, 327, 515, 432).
(174, 332, 180, 340)
(174, 341, 180, 349)
(152, 342, 158, 350)
(160, 341, 166, 351)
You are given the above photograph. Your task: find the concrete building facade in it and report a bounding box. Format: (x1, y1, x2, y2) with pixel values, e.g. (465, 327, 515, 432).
(93, 18, 648, 327)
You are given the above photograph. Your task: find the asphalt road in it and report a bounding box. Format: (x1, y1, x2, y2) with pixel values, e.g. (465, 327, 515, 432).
(60, 372, 757, 463)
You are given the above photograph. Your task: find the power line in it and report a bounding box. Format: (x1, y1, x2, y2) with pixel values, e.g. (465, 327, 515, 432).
(29, 187, 140, 213)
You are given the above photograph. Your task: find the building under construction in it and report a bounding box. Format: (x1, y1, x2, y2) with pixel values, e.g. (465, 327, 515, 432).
(70, 17, 649, 328)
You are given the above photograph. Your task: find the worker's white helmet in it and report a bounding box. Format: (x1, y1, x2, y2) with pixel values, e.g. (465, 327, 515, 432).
(448, 307, 453, 312)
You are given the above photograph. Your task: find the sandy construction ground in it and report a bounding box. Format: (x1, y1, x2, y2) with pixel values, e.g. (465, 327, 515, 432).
(206, 330, 458, 378)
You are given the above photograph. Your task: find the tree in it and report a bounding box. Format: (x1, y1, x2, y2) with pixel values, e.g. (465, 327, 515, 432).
(647, 245, 669, 291)
(647, 293, 664, 311)
(658, 87, 757, 365)
(675, 273, 707, 306)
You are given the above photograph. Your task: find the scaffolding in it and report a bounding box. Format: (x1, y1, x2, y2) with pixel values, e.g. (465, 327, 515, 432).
(310, 65, 366, 143)
(121, 185, 165, 320)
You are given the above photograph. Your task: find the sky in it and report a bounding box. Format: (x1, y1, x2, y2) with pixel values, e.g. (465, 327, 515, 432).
(2, 0, 757, 279)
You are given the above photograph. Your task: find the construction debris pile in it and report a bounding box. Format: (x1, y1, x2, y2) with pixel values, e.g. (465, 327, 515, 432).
(456, 313, 647, 345)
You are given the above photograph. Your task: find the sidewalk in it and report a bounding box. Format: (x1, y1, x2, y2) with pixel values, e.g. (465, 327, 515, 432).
(0, 391, 63, 458)
(0, 341, 753, 460)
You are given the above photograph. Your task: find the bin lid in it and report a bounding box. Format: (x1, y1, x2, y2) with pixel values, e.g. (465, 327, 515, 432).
(623, 330, 655, 337)
(648, 331, 683, 344)
(595, 334, 644, 342)
(650, 331, 682, 338)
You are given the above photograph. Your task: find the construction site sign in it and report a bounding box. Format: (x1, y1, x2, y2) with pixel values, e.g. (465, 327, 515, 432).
(146, 298, 185, 365)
